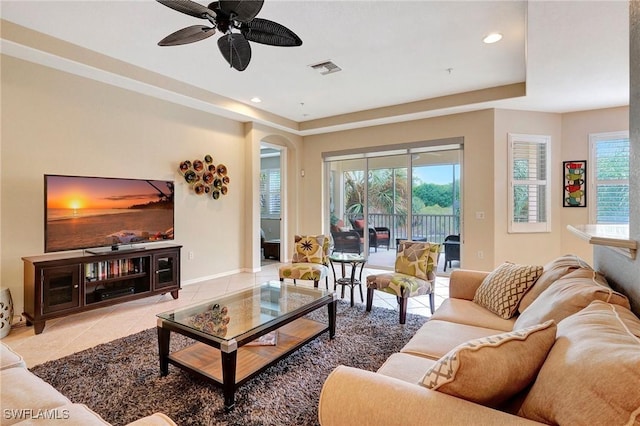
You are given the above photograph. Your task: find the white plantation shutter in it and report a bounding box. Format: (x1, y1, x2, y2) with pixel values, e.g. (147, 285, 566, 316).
(590, 131, 629, 224)
(260, 169, 281, 216)
(508, 134, 551, 233)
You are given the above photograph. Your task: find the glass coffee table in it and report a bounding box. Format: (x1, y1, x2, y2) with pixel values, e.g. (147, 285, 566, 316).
(156, 281, 337, 410)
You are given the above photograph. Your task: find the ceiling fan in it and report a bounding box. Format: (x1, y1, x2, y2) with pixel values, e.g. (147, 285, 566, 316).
(156, 0, 302, 71)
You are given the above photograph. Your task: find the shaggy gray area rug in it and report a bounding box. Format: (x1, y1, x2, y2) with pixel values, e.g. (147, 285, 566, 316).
(31, 301, 427, 426)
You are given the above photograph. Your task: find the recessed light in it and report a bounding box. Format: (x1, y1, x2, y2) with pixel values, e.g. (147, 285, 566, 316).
(483, 33, 503, 44)
(251, 97, 262, 103)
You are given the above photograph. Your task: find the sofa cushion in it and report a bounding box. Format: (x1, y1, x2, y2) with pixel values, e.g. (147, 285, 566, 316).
(401, 320, 503, 360)
(1, 342, 26, 370)
(0, 367, 71, 426)
(431, 299, 516, 331)
(473, 263, 543, 319)
(420, 320, 556, 407)
(518, 301, 640, 425)
(125, 413, 177, 426)
(515, 269, 630, 329)
(377, 352, 437, 384)
(518, 254, 592, 313)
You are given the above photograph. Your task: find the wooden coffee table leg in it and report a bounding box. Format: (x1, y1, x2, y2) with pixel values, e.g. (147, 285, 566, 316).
(221, 349, 238, 410)
(157, 325, 170, 376)
(328, 299, 337, 339)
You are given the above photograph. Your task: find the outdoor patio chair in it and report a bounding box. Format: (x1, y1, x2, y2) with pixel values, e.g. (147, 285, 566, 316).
(331, 230, 362, 254)
(366, 240, 440, 324)
(279, 235, 330, 289)
(443, 234, 461, 271)
(349, 218, 390, 252)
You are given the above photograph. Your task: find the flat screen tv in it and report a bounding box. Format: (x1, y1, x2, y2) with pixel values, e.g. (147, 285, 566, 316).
(45, 175, 174, 253)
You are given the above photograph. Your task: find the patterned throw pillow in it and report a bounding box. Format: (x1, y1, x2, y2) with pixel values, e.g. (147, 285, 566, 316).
(395, 241, 440, 281)
(421, 320, 557, 407)
(473, 262, 543, 319)
(292, 235, 324, 264)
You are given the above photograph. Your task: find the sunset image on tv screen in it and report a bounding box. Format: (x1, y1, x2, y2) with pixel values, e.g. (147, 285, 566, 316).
(45, 175, 174, 252)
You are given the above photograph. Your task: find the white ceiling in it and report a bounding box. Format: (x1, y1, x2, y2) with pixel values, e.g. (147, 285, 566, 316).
(0, 1, 629, 135)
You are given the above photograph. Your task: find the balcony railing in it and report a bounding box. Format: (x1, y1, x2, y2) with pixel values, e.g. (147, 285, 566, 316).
(345, 213, 460, 246)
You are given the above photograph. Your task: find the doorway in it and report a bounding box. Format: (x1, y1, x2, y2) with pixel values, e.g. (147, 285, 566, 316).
(260, 144, 284, 264)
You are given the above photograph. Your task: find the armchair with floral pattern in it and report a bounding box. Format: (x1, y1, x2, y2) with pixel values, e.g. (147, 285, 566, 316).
(365, 241, 440, 323)
(278, 235, 330, 289)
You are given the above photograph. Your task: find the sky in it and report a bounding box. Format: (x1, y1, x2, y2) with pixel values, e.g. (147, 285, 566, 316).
(46, 176, 170, 210)
(413, 164, 460, 185)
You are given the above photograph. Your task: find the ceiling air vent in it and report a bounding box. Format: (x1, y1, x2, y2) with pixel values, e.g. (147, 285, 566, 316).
(309, 60, 342, 75)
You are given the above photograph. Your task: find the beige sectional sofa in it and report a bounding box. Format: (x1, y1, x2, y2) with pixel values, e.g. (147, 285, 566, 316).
(0, 343, 175, 425)
(318, 255, 640, 425)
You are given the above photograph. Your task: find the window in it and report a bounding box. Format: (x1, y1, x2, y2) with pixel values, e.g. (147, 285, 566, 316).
(260, 168, 281, 216)
(589, 131, 629, 224)
(508, 133, 550, 233)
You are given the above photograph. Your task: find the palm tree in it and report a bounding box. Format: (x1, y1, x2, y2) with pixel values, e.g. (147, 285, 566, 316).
(343, 169, 410, 218)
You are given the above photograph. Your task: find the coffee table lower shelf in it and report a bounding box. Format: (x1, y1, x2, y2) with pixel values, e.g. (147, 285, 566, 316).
(166, 318, 327, 393)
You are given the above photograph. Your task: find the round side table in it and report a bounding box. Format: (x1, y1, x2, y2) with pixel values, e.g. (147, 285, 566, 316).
(328, 253, 367, 307)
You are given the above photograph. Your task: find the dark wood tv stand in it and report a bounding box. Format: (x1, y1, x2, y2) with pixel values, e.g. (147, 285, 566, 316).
(22, 243, 181, 334)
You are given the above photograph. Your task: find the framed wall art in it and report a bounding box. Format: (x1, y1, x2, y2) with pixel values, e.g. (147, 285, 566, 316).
(563, 160, 586, 207)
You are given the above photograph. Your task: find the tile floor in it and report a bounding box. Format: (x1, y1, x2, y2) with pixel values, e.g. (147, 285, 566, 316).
(2, 262, 449, 368)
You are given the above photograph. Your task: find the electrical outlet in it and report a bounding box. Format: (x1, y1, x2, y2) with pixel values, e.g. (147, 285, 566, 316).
(188, 251, 194, 260)
(477, 250, 484, 259)
(475, 211, 485, 220)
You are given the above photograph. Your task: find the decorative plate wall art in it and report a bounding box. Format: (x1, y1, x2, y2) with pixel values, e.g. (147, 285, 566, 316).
(178, 155, 230, 200)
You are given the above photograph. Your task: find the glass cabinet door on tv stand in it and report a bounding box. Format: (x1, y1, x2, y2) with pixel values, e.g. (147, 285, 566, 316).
(42, 264, 80, 314)
(153, 250, 179, 296)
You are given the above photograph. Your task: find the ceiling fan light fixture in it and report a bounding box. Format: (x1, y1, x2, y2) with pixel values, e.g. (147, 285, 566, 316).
(156, 0, 302, 71)
(483, 33, 503, 44)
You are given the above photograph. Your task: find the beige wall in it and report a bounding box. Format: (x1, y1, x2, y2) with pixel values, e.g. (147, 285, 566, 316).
(1, 55, 249, 313)
(493, 109, 564, 265)
(303, 110, 496, 271)
(560, 106, 629, 263)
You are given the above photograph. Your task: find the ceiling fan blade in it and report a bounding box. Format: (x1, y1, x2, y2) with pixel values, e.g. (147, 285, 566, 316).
(156, 0, 215, 19)
(158, 25, 216, 46)
(217, 33, 251, 71)
(241, 18, 302, 47)
(218, 0, 264, 22)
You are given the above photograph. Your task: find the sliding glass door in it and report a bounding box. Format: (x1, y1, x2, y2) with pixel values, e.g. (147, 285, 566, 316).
(367, 154, 409, 257)
(326, 142, 462, 270)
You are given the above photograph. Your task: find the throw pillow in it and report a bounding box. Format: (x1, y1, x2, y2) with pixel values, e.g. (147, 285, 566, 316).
(518, 254, 592, 313)
(421, 320, 556, 407)
(395, 241, 439, 281)
(518, 301, 640, 425)
(515, 269, 630, 329)
(473, 262, 543, 319)
(292, 235, 324, 264)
